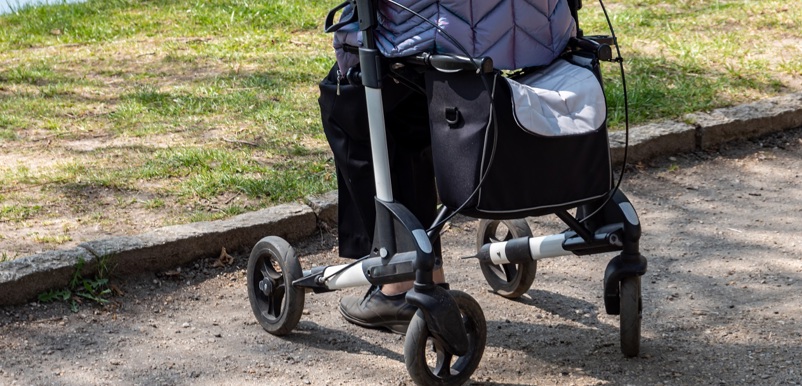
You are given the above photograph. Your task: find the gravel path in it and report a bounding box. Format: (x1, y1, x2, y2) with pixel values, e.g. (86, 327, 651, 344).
(2, 128, 801, 385)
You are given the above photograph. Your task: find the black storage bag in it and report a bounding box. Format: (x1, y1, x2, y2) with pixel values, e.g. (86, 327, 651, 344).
(425, 57, 613, 219)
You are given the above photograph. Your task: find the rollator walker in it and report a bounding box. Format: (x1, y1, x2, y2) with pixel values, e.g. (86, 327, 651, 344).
(246, 0, 648, 384)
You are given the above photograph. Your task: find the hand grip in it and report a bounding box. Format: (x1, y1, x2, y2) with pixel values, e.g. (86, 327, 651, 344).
(571, 36, 613, 61)
(409, 53, 494, 74)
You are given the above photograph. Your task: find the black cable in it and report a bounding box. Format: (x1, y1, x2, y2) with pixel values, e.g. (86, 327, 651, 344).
(576, 0, 631, 224)
(383, 0, 478, 70)
(380, 0, 503, 233)
(378, 0, 631, 229)
(321, 253, 372, 285)
(323, 1, 497, 282)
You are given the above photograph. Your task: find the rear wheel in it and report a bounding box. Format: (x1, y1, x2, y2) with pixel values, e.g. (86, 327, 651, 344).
(477, 219, 536, 299)
(246, 236, 305, 336)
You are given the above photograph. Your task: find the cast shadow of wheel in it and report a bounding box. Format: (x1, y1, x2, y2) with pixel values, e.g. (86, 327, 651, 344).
(482, 288, 628, 354)
(514, 288, 611, 330)
(277, 321, 405, 362)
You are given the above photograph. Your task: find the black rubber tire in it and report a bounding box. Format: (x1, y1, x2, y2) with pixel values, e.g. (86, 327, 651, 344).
(246, 236, 305, 336)
(476, 219, 536, 299)
(619, 275, 642, 357)
(404, 290, 486, 386)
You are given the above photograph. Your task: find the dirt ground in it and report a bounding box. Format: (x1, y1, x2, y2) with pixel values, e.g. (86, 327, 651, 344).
(1, 127, 802, 386)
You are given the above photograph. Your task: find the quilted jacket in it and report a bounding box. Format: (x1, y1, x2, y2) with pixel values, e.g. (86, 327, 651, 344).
(333, 0, 576, 74)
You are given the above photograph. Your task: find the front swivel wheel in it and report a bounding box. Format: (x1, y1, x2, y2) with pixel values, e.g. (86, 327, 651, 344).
(619, 275, 642, 357)
(246, 236, 305, 336)
(404, 290, 486, 386)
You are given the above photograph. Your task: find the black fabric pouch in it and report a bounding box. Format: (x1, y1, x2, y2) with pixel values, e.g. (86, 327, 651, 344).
(425, 58, 613, 219)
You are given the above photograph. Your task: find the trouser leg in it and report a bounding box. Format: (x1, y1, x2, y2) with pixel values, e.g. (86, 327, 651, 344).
(318, 64, 438, 258)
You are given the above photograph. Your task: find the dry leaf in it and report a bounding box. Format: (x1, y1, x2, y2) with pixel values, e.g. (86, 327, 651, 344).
(110, 284, 125, 297)
(212, 247, 234, 268)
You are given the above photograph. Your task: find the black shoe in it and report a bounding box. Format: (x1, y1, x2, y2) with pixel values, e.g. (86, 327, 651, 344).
(339, 286, 417, 334)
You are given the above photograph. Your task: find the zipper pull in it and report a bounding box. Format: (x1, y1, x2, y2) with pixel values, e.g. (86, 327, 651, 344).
(336, 69, 342, 96)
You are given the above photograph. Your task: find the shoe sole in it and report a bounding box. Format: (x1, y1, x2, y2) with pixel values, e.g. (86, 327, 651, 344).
(338, 305, 410, 335)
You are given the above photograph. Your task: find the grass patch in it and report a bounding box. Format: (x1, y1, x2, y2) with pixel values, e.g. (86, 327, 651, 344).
(0, 0, 800, 259)
(38, 255, 114, 312)
(138, 147, 333, 200)
(581, 0, 802, 126)
(30, 232, 73, 245)
(1, 204, 44, 222)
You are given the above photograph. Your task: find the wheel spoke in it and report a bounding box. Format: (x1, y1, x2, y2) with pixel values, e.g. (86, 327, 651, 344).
(271, 286, 286, 317)
(265, 296, 276, 318)
(502, 263, 518, 282)
(259, 260, 272, 280)
(434, 352, 453, 377)
(432, 340, 454, 378)
(259, 264, 269, 280)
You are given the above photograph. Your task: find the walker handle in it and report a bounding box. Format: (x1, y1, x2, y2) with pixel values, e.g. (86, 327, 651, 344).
(408, 53, 494, 74)
(571, 36, 614, 61)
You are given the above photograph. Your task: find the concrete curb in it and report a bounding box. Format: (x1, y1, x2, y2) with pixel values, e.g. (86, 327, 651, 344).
(1, 204, 319, 306)
(2, 92, 801, 306)
(610, 92, 802, 165)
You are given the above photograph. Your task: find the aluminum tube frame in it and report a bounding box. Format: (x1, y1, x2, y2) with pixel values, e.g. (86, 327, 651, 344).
(488, 233, 572, 265)
(364, 87, 393, 202)
(320, 262, 372, 290)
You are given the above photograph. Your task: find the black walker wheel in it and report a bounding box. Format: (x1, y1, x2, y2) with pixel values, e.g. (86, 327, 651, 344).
(246, 236, 305, 336)
(476, 219, 537, 299)
(619, 275, 642, 357)
(404, 290, 486, 386)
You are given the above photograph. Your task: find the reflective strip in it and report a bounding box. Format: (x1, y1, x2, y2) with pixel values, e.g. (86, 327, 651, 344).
(529, 234, 570, 259)
(489, 242, 509, 264)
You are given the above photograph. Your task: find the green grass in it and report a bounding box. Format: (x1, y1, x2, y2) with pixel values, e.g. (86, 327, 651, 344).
(1, 204, 44, 222)
(38, 255, 113, 312)
(0, 2, 336, 187)
(582, 0, 802, 126)
(0, 0, 800, 259)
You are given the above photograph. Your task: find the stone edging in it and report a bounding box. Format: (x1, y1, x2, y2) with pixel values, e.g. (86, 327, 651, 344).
(1, 93, 801, 306)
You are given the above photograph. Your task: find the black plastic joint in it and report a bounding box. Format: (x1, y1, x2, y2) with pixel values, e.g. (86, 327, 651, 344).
(358, 48, 382, 88)
(504, 237, 532, 264)
(354, 0, 376, 31)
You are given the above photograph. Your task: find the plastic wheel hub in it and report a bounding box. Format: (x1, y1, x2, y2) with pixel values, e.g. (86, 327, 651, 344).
(259, 277, 275, 296)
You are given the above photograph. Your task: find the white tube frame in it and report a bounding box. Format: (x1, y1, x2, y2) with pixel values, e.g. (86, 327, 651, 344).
(364, 87, 393, 202)
(487, 233, 572, 265)
(320, 263, 372, 290)
(313, 232, 575, 291)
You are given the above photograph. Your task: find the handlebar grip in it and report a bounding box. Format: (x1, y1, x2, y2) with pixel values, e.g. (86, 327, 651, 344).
(571, 37, 613, 61)
(411, 53, 494, 74)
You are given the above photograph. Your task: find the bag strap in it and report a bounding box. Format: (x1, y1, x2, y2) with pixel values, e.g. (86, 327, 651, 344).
(324, 1, 358, 33)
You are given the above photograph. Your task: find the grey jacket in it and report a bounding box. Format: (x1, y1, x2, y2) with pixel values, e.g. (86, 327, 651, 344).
(333, 0, 576, 74)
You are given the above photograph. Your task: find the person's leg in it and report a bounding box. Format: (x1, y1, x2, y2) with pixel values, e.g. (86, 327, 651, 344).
(374, 79, 443, 296)
(318, 64, 375, 258)
(336, 68, 445, 334)
(320, 64, 443, 334)
(319, 63, 441, 259)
